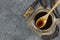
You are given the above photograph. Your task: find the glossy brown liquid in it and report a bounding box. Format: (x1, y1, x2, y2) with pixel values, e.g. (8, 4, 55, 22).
(36, 19, 44, 28)
(34, 12, 52, 30)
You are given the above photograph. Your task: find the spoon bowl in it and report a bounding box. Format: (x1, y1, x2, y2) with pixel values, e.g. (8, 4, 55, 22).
(36, 0, 60, 28)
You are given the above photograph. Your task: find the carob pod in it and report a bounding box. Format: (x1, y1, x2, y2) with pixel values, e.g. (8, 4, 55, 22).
(50, 0, 60, 18)
(41, 25, 59, 40)
(38, 0, 47, 8)
(24, 0, 38, 19)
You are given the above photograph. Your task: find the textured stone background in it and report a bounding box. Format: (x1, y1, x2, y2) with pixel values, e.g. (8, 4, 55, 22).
(0, 0, 60, 40)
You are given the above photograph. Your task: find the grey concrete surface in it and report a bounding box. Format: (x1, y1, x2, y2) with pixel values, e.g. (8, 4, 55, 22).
(0, 0, 60, 40)
(0, 0, 41, 40)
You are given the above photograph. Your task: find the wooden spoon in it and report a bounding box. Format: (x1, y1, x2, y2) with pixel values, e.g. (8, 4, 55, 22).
(36, 0, 60, 28)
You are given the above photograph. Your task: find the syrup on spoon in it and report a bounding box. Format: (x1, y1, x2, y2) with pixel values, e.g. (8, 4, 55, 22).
(36, 0, 60, 28)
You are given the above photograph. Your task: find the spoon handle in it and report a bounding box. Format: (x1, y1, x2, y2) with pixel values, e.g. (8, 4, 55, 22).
(48, 0, 60, 15)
